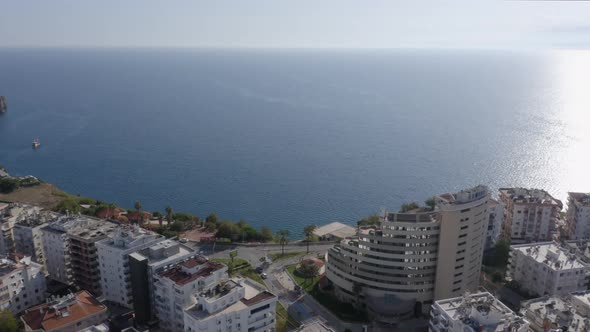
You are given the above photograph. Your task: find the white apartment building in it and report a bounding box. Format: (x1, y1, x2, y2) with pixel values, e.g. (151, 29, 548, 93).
(499, 188, 562, 243)
(429, 292, 528, 332)
(127, 239, 196, 325)
(485, 198, 504, 251)
(13, 207, 59, 268)
(326, 185, 490, 324)
(507, 242, 590, 297)
(0, 203, 22, 255)
(0, 255, 47, 314)
(42, 213, 117, 289)
(96, 225, 164, 308)
(567, 192, 590, 240)
(183, 278, 277, 332)
(154, 256, 228, 331)
(520, 293, 590, 332)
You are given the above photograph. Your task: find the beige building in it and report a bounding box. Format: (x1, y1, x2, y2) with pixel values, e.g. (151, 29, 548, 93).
(0, 254, 46, 314)
(21, 291, 107, 332)
(429, 292, 528, 332)
(313, 222, 356, 241)
(499, 188, 562, 244)
(326, 185, 491, 324)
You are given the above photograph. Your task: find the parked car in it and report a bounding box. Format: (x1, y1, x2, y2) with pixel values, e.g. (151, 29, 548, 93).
(260, 272, 268, 279)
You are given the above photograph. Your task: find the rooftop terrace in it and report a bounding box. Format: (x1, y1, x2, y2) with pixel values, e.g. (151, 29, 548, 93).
(511, 242, 588, 270)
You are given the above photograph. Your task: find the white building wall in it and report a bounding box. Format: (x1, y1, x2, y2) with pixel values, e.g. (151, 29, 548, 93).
(41, 228, 71, 284)
(0, 258, 46, 314)
(13, 224, 46, 267)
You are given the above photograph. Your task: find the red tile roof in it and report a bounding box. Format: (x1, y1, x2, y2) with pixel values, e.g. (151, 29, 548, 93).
(21, 290, 106, 331)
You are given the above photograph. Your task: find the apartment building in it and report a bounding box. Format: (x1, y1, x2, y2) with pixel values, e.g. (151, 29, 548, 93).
(499, 188, 562, 243)
(41, 214, 117, 295)
(0, 203, 21, 255)
(429, 292, 528, 332)
(13, 207, 59, 268)
(153, 256, 228, 331)
(128, 239, 195, 325)
(0, 254, 46, 314)
(96, 225, 164, 308)
(520, 292, 590, 332)
(506, 242, 590, 297)
(567, 192, 590, 240)
(485, 198, 504, 251)
(325, 185, 490, 324)
(21, 291, 108, 332)
(183, 278, 277, 332)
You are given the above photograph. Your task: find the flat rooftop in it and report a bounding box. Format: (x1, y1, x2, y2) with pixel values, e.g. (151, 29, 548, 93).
(569, 192, 590, 207)
(313, 222, 356, 239)
(521, 296, 587, 332)
(437, 185, 489, 205)
(158, 258, 225, 286)
(511, 242, 588, 270)
(500, 188, 561, 206)
(434, 292, 527, 332)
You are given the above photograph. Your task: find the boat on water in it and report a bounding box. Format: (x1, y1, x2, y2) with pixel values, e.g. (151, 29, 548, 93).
(0, 96, 6, 113)
(32, 138, 41, 149)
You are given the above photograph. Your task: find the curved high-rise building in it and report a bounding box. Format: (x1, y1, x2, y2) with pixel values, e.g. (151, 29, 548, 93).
(325, 185, 490, 325)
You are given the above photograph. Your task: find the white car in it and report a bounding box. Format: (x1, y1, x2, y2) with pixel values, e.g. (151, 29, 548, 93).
(260, 272, 268, 279)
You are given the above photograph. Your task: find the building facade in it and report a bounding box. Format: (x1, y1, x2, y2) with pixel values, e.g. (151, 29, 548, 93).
(96, 225, 164, 308)
(13, 207, 59, 269)
(21, 291, 107, 332)
(183, 278, 277, 332)
(506, 242, 590, 297)
(128, 239, 195, 325)
(499, 188, 562, 244)
(429, 292, 528, 332)
(567, 192, 590, 240)
(326, 185, 491, 324)
(0, 255, 46, 314)
(153, 256, 228, 331)
(41, 214, 117, 294)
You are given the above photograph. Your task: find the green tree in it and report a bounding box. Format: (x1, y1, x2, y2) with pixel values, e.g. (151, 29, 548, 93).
(260, 226, 273, 242)
(206, 213, 219, 225)
(277, 230, 290, 255)
(303, 225, 317, 253)
(0, 178, 20, 193)
(299, 260, 320, 284)
(134, 201, 143, 225)
(491, 271, 503, 283)
(425, 196, 436, 210)
(165, 206, 173, 225)
(0, 310, 19, 332)
(494, 240, 511, 267)
(400, 202, 420, 213)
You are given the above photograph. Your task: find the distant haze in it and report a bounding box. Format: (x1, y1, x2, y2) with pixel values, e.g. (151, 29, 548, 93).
(1, 1, 590, 49)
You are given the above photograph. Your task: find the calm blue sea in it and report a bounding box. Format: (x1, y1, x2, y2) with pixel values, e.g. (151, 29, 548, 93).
(1, 48, 589, 235)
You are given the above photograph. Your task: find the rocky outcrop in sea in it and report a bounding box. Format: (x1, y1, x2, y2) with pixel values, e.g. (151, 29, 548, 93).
(0, 96, 7, 113)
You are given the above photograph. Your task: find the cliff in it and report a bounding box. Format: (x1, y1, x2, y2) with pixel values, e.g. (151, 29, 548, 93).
(0, 96, 6, 113)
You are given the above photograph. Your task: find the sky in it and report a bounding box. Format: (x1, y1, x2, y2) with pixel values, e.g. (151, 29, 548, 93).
(0, 1, 589, 49)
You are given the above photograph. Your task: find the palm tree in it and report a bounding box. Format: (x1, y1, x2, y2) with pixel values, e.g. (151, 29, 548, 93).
(303, 225, 317, 253)
(165, 206, 173, 225)
(277, 230, 290, 255)
(134, 201, 142, 225)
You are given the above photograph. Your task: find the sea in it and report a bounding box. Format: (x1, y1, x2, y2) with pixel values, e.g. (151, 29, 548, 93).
(1, 48, 589, 236)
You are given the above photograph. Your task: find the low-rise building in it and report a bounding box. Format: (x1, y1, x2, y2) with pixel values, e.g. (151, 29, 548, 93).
(313, 222, 356, 241)
(520, 293, 590, 332)
(128, 239, 196, 325)
(154, 256, 228, 331)
(183, 278, 277, 332)
(567, 192, 590, 240)
(21, 290, 108, 332)
(506, 242, 590, 297)
(97, 225, 164, 308)
(499, 188, 562, 244)
(429, 292, 528, 332)
(0, 254, 46, 314)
